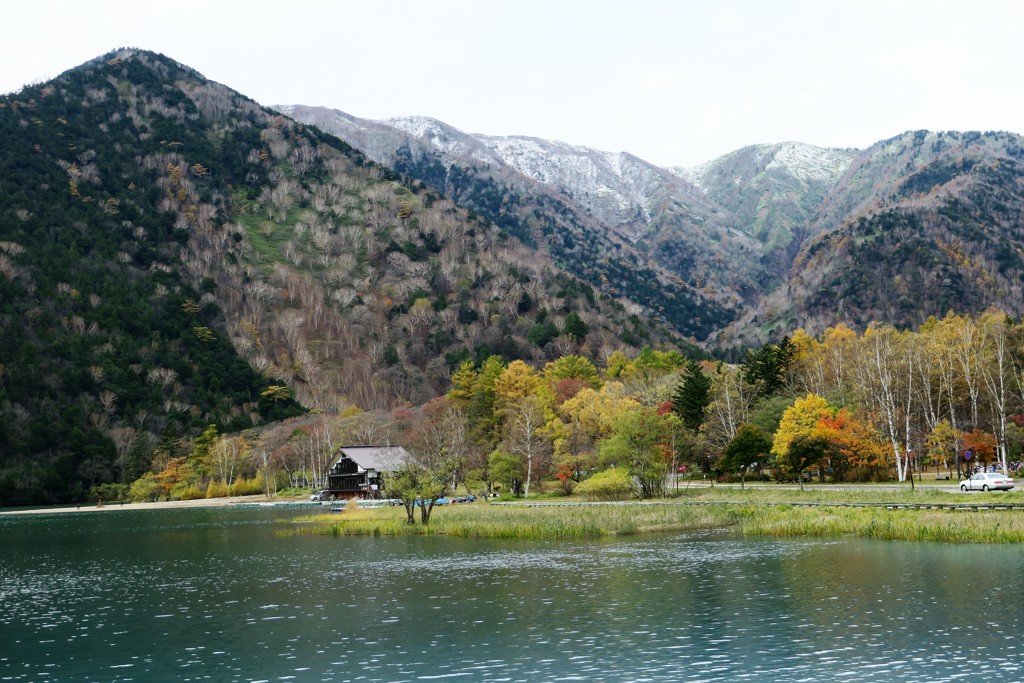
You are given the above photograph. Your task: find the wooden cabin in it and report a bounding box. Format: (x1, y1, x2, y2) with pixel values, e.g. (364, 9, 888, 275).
(325, 445, 409, 499)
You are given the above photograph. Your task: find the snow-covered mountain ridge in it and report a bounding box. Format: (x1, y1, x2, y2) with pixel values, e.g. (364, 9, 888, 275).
(677, 141, 855, 192)
(279, 105, 854, 247)
(382, 118, 865, 263)
(381, 116, 672, 235)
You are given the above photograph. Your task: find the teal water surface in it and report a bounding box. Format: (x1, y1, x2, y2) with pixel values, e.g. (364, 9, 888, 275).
(1, 506, 1022, 682)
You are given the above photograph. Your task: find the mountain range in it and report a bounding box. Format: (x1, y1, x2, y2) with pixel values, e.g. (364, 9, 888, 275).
(3, 47, 1024, 503)
(279, 106, 1024, 346)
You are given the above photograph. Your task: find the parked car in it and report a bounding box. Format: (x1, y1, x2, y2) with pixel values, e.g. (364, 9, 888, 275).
(960, 472, 1015, 492)
(310, 490, 333, 501)
(414, 497, 450, 506)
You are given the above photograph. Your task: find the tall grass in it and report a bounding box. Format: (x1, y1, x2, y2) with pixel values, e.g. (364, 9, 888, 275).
(295, 501, 735, 540)
(738, 505, 1024, 543)
(673, 485, 985, 505)
(292, 489, 1024, 543)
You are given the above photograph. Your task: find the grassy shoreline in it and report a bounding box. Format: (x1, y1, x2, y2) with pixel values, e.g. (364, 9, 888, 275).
(295, 487, 1024, 543)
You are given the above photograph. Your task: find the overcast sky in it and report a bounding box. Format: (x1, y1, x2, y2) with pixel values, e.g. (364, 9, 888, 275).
(3, 0, 1022, 167)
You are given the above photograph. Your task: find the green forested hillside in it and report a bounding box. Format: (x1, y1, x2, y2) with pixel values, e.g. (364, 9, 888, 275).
(780, 132, 1024, 334)
(0, 49, 684, 504)
(0, 52, 309, 503)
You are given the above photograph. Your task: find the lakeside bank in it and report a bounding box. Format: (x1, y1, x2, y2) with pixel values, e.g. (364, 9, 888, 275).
(0, 494, 315, 516)
(297, 486, 1024, 543)
(9, 484, 1024, 543)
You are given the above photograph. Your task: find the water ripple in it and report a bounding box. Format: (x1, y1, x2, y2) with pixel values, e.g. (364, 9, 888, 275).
(2, 510, 1023, 681)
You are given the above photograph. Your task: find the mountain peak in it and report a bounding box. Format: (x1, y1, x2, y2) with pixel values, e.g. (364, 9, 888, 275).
(382, 114, 459, 138)
(764, 141, 856, 183)
(676, 141, 855, 192)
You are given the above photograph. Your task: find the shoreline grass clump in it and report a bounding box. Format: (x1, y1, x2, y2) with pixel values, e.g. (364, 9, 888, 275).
(294, 500, 738, 540)
(736, 504, 1024, 543)
(291, 486, 1024, 543)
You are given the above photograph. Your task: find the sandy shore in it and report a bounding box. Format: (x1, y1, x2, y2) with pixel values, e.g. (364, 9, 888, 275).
(0, 495, 314, 515)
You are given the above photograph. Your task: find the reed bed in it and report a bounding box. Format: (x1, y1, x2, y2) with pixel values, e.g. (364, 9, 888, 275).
(295, 501, 736, 539)
(293, 487, 1024, 543)
(736, 504, 1024, 543)
(675, 486, 976, 505)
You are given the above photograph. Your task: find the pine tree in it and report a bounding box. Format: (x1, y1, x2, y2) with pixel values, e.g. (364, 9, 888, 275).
(671, 359, 711, 431)
(563, 312, 589, 343)
(741, 337, 794, 397)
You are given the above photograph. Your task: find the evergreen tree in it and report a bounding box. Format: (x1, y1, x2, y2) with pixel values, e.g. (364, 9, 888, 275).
(563, 312, 589, 343)
(527, 320, 559, 348)
(671, 359, 711, 431)
(741, 337, 794, 397)
(187, 425, 219, 477)
(448, 356, 507, 452)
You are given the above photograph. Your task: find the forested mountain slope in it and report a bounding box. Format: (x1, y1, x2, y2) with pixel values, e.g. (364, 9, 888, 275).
(277, 105, 751, 338)
(0, 49, 681, 504)
(675, 142, 856, 282)
(284, 106, 1024, 346)
(729, 130, 1024, 343)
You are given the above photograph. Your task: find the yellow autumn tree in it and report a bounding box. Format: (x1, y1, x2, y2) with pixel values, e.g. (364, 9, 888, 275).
(772, 393, 832, 460)
(494, 360, 543, 412)
(603, 350, 633, 380)
(925, 418, 961, 474)
(552, 382, 640, 484)
(788, 328, 825, 395)
(820, 322, 857, 404)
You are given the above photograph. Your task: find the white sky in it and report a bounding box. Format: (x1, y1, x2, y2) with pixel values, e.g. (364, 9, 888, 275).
(3, 0, 1023, 167)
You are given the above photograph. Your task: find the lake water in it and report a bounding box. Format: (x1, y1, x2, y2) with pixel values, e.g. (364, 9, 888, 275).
(1, 506, 1022, 682)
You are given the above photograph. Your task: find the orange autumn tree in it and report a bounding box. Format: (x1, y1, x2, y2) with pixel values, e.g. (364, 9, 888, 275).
(153, 457, 190, 501)
(813, 409, 889, 482)
(961, 429, 997, 470)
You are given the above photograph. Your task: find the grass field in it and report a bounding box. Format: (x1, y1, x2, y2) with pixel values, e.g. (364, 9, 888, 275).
(294, 485, 1024, 543)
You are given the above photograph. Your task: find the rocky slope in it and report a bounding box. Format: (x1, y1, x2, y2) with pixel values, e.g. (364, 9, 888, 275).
(675, 142, 856, 280)
(734, 130, 1024, 342)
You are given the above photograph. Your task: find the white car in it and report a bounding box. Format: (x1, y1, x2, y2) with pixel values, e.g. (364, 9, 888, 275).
(960, 472, 1015, 492)
(310, 490, 333, 501)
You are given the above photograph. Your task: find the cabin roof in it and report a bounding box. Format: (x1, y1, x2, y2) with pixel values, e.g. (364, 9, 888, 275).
(331, 445, 409, 472)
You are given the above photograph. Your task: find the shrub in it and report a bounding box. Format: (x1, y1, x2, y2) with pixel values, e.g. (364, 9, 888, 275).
(172, 483, 205, 501)
(128, 473, 162, 502)
(230, 475, 265, 496)
(575, 468, 635, 501)
(89, 483, 129, 503)
(206, 480, 230, 498)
